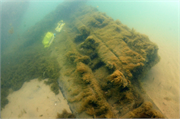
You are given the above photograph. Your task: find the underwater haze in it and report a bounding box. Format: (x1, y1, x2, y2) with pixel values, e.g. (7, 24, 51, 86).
(1, 0, 64, 51)
(18, 0, 64, 33)
(2, 0, 179, 51)
(86, 0, 179, 118)
(87, 0, 179, 48)
(1, 0, 180, 118)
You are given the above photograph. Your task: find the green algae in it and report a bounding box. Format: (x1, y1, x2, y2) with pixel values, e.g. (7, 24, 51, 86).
(1, 48, 60, 109)
(0, 2, 65, 109)
(1, 29, 61, 110)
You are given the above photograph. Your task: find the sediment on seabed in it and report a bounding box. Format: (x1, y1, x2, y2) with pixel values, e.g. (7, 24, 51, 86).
(1, 1, 164, 118)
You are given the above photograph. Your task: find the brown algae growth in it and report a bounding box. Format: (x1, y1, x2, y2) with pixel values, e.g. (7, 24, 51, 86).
(57, 1, 163, 118)
(1, 1, 164, 118)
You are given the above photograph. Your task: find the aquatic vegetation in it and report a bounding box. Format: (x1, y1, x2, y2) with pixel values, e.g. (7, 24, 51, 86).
(70, 88, 81, 96)
(76, 62, 92, 83)
(114, 25, 123, 32)
(74, 25, 90, 43)
(86, 107, 95, 116)
(74, 55, 91, 64)
(1, 1, 164, 118)
(104, 90, 112, 98)
(115, 19, 122, 25)
(88, 12, 112, 28)
(1, 7, 62, 108)
(56, 109, 76, 118)
(109, 70, 128, 88)
(81, 73, 91, 84)
(79, 94, 113, 118)
(129, 102, 164, 118)
(79, 36, 99, 57)
(56, 2, 162, 118)
(1, 89, 9, 109)
(76, 62, 88, 74)
(66, 51, 91, 64)
(119, 91, 134, 104)
(66, 51, 81, 62)
(77, 63, 114, 117)
(65, 52, 114, 117)
(50, 83, 59, 95)
(67, 88, 92, 103)
(78, 95, 97, 112)
(1, 46, 60, 109)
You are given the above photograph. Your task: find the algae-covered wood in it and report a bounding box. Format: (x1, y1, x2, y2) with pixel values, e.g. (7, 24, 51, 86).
(53, 1, 163, 118)
(1, 1, 164, 118)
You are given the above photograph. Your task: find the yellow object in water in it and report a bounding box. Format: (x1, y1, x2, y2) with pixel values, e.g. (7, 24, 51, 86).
(42, 32, 55, 48)
(55, 20, 65, 32)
